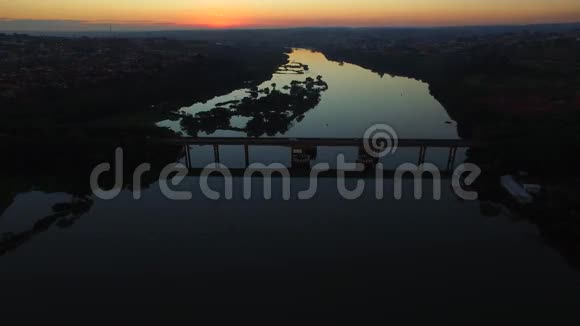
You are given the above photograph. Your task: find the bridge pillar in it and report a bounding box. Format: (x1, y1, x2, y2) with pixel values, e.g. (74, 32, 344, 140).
(184, 145, 192, 169)
(291, 146, 316, 170)
(418, 146, 427, 165)
(244, 144, 250, 168)
(446, 146, 458, 172)
(357, 146, 379, 171)
(213, 144, 220, 166)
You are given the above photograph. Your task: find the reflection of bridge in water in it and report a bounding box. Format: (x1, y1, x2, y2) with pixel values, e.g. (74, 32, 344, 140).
(166, 137, 481, 178)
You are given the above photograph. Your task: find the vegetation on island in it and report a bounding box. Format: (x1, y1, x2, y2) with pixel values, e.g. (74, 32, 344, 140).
(275, 62, 310, 74)
(180, 73, 328, 137)
(0, 34, 289, 138)
(2, 27, 580, 267)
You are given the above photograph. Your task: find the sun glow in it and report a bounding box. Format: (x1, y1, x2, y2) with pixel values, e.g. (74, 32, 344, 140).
(1, 0, 580, 29)
(192, 13, 247, 29)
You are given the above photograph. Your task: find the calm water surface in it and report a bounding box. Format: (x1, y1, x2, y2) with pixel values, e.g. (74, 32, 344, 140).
(159, 48, 465, 168)
(1, 49, 579, 322)
(158, 48, 459, 139)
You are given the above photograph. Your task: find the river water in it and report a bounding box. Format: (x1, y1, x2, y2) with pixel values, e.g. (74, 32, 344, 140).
(1, 49, 579, 322)
(158, 48, 459, 139)
(157, 48, 465, 169)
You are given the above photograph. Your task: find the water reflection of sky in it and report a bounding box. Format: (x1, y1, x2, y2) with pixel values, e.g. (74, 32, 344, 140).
(157, 48, 459, 139)
(4, 51, 580, 320)
(3, 177, 580, 318)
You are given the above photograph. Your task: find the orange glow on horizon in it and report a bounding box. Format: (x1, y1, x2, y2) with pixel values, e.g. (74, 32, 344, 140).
(1, 1, 580, 29)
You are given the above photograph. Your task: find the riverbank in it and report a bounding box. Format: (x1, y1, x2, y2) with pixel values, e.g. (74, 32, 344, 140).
(0, 34, 290, 221)
(0, 34, 289, 138)
(312, 31, 580, 269)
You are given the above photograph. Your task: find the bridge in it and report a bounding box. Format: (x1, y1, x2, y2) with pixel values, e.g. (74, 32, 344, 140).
(168, 137, 481, 177)
(0, 135, 481, 177)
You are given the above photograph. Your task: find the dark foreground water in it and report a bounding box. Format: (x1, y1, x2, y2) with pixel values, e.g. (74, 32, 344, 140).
(2, 178, 580, 322)
(1, 49, 580, 322)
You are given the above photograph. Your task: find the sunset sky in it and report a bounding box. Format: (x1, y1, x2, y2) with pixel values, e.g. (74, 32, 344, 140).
(2, 0, 580, 30)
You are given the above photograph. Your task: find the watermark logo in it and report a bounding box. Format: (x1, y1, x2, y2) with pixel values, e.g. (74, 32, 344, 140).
(363, 123, 398, 158)
(90, 124, 481, 201)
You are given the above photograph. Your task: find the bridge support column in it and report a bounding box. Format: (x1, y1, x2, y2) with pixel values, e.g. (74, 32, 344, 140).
(291, 146, 315, 170)
(357, 146, 379, 171)
(184, 145, 191, 169)
(213, 144, 220, 166)
(244, 145, 250, 168)
(418, 146, 427, 165)
(446, 146, 458, 172)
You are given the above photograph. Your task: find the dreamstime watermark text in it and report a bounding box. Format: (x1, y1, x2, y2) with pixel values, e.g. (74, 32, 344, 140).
(90, 124, 481, 201)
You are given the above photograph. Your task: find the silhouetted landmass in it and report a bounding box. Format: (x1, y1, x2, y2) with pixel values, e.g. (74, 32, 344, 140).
(303, 28, 580, 269)
(0, 140, 185, 254)
(0, 34, 289, 252)
(2, 26, 580, 268)
(0, 195, 93, 256)
(0, 34, 288, 137)
(180, 74, 328, 137)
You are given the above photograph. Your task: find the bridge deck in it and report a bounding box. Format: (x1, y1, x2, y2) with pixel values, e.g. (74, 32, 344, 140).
(177, 137, 476, 175)
(160, 137, 479, 148)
